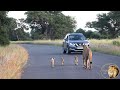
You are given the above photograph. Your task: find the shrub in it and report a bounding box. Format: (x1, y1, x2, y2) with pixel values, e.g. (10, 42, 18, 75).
(0, 35, 10, 46)
(112, 41, 120, 46)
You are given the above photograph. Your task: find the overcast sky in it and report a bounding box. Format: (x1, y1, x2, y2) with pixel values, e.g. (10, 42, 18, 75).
(7, 11, 109, 31)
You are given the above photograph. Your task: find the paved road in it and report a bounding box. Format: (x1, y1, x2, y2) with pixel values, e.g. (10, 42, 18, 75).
(21, 44, 120, 79)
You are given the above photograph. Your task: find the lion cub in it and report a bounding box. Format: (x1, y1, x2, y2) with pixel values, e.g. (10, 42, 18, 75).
(74, 56, 78, 65)
(61, 57, 64, 66)
(51, 58, 55, 67)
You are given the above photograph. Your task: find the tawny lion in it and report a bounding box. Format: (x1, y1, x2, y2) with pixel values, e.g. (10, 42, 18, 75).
(108, 65, 119, 79)
(82, 44, 92, 70)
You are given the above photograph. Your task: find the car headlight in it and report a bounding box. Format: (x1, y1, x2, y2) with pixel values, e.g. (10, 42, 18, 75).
(69, 43, 75, 46)
(84, 42, 89, 46)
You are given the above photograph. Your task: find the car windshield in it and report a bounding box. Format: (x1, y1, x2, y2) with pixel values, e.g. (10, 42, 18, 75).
(69, 35, 86, 40)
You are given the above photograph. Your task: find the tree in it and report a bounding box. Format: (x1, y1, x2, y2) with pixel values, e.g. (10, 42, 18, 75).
(75, 28, 86, 35)
(11, 18, 31, 41)
(0, 11, 10, 46)
(107, 11, 120, 38)
(25, 11, 76, 40)
(90, 31, 101, 39)
(86, 11, 120, 39)
(86, 13, 110, 38)
(85, 30, 93, 39)
(14, 28, 31, 41)
(6, 18, 17, 41)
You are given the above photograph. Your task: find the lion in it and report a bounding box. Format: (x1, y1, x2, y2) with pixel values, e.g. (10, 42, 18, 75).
(74, 56, 78, 65)
(82, 44, 92, 70)
(61, 57, 64, 66)
(108, 65, 119, 79)
(51, 58, 55, 67)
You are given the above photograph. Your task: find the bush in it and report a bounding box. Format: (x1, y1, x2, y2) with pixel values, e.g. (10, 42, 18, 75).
(0, 35, 10, 46)
(0, 25, 10, 46)
(112, 41, 120, 46)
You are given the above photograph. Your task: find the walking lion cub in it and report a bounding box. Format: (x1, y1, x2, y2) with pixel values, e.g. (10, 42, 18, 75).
(51, 58, 55, 67)
(74, 56, 78, 65)
(61, 57, 64, 66)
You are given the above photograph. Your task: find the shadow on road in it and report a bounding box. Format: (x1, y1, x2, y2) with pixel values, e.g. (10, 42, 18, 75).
(65, 52, 82, 55)
(49, 52, 82, 56)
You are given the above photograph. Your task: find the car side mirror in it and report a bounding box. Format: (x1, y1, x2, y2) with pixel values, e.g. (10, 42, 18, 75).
(64, 38, 67, 41)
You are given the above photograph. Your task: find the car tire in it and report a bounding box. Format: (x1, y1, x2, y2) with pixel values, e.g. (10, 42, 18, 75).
(63, 49, 66, 54)
(66, 47, 71, 54)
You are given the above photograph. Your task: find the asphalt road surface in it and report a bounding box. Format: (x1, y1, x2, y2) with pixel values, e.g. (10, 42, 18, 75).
(21, 44, 120, 79)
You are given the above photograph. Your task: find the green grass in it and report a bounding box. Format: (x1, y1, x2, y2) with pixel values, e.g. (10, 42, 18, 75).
(11, 38, 120, 56)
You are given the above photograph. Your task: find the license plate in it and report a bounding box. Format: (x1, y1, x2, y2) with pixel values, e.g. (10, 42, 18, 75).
(77, 46, 82, 49)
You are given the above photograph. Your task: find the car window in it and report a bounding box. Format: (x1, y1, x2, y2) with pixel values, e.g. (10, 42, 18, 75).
(69, 35, 86, 40)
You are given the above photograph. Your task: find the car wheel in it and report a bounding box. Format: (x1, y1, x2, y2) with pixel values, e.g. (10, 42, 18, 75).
(66, 47, 71, 54)
(63, 48, 66, 54)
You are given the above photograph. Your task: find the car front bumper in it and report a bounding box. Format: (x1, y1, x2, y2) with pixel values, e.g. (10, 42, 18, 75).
(69, 46, 83, 52)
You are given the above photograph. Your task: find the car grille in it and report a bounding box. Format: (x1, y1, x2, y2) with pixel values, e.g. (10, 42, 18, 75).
(74, 43, 82, 47)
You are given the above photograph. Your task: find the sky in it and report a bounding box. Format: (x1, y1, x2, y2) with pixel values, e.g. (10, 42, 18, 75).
(7, 11, 109, 31)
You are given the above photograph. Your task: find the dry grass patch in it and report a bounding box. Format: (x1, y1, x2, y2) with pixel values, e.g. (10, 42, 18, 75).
(0, 44, 28, 79)
(90, 39, 120, 56)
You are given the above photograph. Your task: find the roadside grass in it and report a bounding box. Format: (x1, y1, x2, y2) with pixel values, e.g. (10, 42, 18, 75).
(0, 44, 28, 79)
(89, 39, 120, 56)
(11, 40, 63, 46)
(11, 38, 120, 56)
(112, 40, 120, 46)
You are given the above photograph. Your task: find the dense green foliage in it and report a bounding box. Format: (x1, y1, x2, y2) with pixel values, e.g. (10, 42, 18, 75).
(86, 11, 120, 39)
(25, 11, 76, 40)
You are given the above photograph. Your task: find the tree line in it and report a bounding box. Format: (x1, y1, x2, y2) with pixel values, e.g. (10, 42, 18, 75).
(75, 28, 101, 39)
(0, 11, 120, 46)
